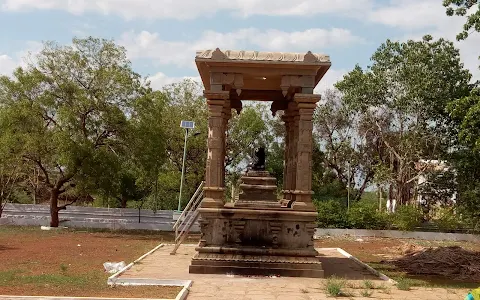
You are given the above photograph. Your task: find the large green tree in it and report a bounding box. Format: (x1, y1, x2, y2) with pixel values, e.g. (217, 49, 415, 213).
(335, 35, 472, 205)
(153, 79, 208, 210)
(0, 37, 153, 226)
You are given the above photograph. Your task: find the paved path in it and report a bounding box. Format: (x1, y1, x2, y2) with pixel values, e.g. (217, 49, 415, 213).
(118, 244, 469, 300)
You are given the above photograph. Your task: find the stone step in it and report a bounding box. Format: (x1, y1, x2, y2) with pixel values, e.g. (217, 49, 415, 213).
(239, 184, 277, 190)
(191, 259, 322, 270)
(189, 263, 324, 278)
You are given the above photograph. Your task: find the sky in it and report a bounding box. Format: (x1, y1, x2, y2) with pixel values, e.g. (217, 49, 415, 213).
(0, 0, 479, 94)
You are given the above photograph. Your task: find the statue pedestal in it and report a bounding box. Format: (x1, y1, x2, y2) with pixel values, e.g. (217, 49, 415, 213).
(189, 171, 323, 278)
(235, 170, 281, 209)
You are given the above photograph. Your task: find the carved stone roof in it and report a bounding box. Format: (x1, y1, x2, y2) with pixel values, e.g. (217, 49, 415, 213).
(196, 48, 330, 64)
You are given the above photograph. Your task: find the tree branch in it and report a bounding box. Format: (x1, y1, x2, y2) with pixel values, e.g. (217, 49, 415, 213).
(374, 120, 402, 161)
(23, 156, 53, 188)
(57, 199, 76, 210)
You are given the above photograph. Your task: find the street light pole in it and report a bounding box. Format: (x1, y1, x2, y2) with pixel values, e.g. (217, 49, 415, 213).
(347, 160, 350, 211)
(177, 128, 189, 212)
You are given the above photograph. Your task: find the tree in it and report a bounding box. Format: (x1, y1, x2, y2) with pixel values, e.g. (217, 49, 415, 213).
(447, 89, 480, 225)
(444, 0, 480, 40)
(114, 90, 168, 209)
(0, 155, 23, 217)
(155, 79, 208, 210)
(335, 35, 472, 205)
(0, 37, 151, 227)
(448, 88, 480, 150)
(313, 89, 376, 201)
(226, 102, 282, 198)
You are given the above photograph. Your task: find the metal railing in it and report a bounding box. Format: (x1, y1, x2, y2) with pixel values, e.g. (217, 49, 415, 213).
(170, 181, 204, 255)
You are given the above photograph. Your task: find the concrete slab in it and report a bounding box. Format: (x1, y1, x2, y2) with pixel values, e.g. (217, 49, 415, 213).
(114, 244, 469, 300)
(117, 244, 385, 300)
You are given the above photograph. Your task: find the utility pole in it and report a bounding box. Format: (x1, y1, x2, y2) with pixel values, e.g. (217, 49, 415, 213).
(177, 120, 195, 212)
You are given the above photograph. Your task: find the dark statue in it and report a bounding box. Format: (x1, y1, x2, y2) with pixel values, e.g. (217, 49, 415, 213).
(248, 147, 266, 171)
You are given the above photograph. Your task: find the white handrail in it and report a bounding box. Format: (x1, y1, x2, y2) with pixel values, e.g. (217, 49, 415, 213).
(173, 181, 204, 230)
(175, 191, 203, 243)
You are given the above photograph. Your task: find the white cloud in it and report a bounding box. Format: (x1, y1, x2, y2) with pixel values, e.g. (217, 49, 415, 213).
(368, 0, 479, 80)
(118, 28, 363, 68)
(0, 0, 373, 20)
(0, 41, 42, 76)
(367, 0, 445, 30)
(0, 54, 17, 75)
(314, 68, 348, 94)
(147, 72, 200, 90)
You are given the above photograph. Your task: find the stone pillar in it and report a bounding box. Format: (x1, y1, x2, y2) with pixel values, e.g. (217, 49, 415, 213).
(291, 93, 321, 211)
(281, 113, 291, 202)
(221, 100, 232, 188)
(281, 102, 299, 205)
(201, 90, 230, 208)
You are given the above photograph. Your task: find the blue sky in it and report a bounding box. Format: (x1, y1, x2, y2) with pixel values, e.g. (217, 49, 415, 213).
(0, 0, 478, 93)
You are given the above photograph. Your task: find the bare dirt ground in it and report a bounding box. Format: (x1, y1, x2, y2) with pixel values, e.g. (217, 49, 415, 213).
(0, 226, 182, 298)
(316, 236, 480, 288)
(1, 226, 479, 299)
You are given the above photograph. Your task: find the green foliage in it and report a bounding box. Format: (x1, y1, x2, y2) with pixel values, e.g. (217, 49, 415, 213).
(396, 277, 413, 291)
(227, 104, 270, 170)
(313, 89, 374, 202)
(336, 35, 471, 205)
(0, 36, 164, 225)
(347, 201, 389, 230)
(417, 167, 457, 218)
(433, 207, 466, 231)
(363, 280, 375, 290)
(325, 276, 347, 297)
(149, 79, 207, 210)
(448, 89, 480, 151)
(314, 199, 348, 228)
(449, 150, 480, 225)
(392, 205, 423, 231)
(443, 0, 480, 40)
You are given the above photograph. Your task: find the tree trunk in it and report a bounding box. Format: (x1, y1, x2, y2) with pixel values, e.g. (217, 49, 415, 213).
(50, 189, 60, 227)
(121, 196, 127, 208)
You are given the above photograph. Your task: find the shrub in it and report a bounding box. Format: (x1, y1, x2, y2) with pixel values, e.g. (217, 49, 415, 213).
(314, 199, 348, 228)
(325, 276, 347, 297)
(346, 201, 389, 230)
(392, 205, 423, 231)
(395, 277, 412, 291)
(433, 207, 466, 232)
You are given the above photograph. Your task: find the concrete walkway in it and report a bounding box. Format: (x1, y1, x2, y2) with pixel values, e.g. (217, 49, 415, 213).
(117, 244, 469, 300)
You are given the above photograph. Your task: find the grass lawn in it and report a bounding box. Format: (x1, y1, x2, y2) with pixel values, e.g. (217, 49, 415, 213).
(0, 226, 183, 298)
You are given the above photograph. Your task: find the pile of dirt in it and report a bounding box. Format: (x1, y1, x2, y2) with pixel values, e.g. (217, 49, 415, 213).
(396, 242, 426, 255)
(389, 246, 480, 281)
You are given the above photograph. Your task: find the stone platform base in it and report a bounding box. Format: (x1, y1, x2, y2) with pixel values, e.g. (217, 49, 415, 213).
(190, 253, 324, 278)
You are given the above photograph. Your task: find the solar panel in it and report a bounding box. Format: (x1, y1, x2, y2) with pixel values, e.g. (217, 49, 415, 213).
(180, 120, 195, 129)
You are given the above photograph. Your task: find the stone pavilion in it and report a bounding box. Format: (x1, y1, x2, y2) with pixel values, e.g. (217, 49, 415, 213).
(189, 49, 331, 278)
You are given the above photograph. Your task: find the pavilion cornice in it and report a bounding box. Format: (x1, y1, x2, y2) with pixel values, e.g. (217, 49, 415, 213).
(195, 48, 331, 99)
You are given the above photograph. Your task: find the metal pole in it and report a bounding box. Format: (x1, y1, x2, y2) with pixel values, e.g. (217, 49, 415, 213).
(347, 161, 350, 211)
(154, 164, 158, 212)
(177, 128, 188, 212)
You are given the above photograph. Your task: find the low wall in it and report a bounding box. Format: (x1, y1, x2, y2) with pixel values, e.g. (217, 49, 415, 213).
(315, 228, 480, 242)
(1, 203, 200, 232)
(3, 204, 479, 241)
